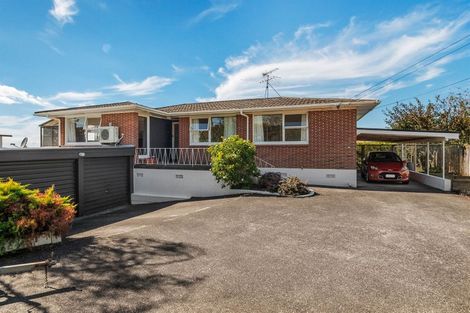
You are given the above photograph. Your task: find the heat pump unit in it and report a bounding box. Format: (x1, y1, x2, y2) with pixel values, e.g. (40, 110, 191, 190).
(99, 126, 119, 143)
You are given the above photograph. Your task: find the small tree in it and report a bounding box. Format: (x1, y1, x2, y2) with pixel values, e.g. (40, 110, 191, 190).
(384, 91, 470, 145)
(208, 135, 260, 189)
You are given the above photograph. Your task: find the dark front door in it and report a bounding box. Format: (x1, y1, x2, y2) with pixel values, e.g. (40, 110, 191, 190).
(172, 123, 179, 148)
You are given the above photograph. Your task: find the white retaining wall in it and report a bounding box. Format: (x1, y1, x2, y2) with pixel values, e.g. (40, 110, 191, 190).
(132, 168, 241, 204)
(409, 171, 452, 191)
(259, 168, 357, 188)
(132, 167, 357, 204)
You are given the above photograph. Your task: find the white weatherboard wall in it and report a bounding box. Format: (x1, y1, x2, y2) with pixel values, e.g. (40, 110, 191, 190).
(132, 167, 356, 204)
(260, 168, 357, 188)
(409, 171, 451, 191)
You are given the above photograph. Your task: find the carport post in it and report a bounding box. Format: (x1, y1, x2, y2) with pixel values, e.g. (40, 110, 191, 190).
(426, 142, 430, 175)
(442, 140, 446, 179)
(401, 144, 404, 159)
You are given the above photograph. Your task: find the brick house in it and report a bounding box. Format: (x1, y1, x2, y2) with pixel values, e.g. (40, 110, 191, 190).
(35, 97, 379, 187)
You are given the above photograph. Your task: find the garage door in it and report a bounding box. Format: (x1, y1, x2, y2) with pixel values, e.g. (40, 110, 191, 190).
(0, 159, 77, 200)
(81, 156, 130, 215)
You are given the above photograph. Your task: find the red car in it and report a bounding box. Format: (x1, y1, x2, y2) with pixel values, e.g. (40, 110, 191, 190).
(361, 151, 409, 184)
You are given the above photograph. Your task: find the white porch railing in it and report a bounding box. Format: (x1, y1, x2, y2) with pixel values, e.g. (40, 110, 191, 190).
(135, 148, 274, 168)
(135, 148, 210, 166)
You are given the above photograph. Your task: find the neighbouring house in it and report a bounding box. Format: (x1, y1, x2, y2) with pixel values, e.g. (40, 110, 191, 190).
(34, 97, 378, 187)
(0, 134, 12, 148)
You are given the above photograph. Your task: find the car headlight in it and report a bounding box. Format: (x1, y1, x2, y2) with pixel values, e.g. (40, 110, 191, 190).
(369, 165, 378, 170)
(401, 165, 408, 172)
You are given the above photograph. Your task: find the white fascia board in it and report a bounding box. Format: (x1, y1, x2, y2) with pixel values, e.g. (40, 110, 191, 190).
(35, 104, 167, 118)
(357, 128, 460, 141)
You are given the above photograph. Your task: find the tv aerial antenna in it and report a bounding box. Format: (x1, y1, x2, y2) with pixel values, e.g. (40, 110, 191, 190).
(259, 68, 281, 98)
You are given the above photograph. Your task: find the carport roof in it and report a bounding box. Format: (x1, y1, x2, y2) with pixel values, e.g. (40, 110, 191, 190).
(357, 128, 459, 142)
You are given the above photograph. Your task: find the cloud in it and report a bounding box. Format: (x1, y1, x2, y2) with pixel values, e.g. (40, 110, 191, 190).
(172, 64, 185, 73)
(190, 0, 239, 24)
(0, 84, 56, 109)
(225, 55, 249, 69)
(48, 91, 104, 103)
(0, 116, 42, 147)
(49, 0, 78, 25)
(0, 72, 174, 146)
(209, 7, 470, 100)
(109, 74, 174, 96)
(102, 43, 111, 54)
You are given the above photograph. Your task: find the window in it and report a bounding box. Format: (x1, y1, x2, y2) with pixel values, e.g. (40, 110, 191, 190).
(138, 116, 148, 148)
(253, 113, 307, 143)
(86, 118, 100, 142)
(190, 116, 236, 144)
(41, 126, 59, 147)
(66, 117, 101, 143)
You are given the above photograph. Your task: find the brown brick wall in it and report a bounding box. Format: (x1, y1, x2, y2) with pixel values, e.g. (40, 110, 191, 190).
(178, 117, 190, 147)
(178, 109, 357, 169)
(101, 112, 139, 147)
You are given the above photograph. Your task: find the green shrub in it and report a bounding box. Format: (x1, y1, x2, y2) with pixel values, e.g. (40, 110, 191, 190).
(0, 178, 76, 254)
(277, 176, 310, 196)
(208, 135, 260, 189)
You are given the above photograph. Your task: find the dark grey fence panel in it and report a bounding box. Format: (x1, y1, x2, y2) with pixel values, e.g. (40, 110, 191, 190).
(0, 146, 134, 216)
(0, 159, 77, 200)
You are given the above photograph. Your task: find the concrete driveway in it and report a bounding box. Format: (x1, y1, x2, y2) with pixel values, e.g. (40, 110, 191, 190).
(1, 188, 469, 313)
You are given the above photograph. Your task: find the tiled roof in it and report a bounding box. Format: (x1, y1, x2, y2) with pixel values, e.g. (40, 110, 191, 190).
(157, 97, 375, 113)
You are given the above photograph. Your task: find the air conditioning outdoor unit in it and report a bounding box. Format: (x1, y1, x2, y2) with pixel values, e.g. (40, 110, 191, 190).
(99, 126, 120, 143)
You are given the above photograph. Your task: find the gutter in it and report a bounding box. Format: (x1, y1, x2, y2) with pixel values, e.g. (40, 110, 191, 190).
(239, 110, 249, 140)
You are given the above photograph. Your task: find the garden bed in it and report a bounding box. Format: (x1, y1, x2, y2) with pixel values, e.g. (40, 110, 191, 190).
(2, 235, 62, 254)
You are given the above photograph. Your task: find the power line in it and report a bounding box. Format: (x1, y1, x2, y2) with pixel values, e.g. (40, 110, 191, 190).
(359, 40, 470, 99)
(353, 33, 470, 99)
(374, 76, 470, 110)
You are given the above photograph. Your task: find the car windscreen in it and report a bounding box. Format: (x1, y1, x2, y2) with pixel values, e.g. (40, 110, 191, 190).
(368, 152, 402, 162)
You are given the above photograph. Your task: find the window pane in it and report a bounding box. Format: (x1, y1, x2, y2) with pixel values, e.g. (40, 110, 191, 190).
(224, 116, 236, 138)
(285, 128, 307, 141)
(87, 117, 101, 142)
(191, 130, 209, 143)
(285, 114, 306, 127)
(211, 117, 224, 142)
(52, 127, 59, 146)
(43, 127, 52, 146)
(138, 116, 147, 148)
(263, 115, 282, 141)
(67, 117, 86, 142)
(192, 118, 209, 130)
(254, 115, 282, 142)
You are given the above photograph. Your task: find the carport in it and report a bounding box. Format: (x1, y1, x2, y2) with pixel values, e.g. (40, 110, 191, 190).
(357, 128, 460, 191)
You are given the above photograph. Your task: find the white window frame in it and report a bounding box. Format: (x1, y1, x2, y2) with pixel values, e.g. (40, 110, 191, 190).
(252, 112, 308, 145)
(189, 115, 236, 146)
(64, 115, 102, 146)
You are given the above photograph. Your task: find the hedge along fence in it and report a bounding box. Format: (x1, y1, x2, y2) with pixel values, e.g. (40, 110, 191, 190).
(0, 178, 76, 255)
